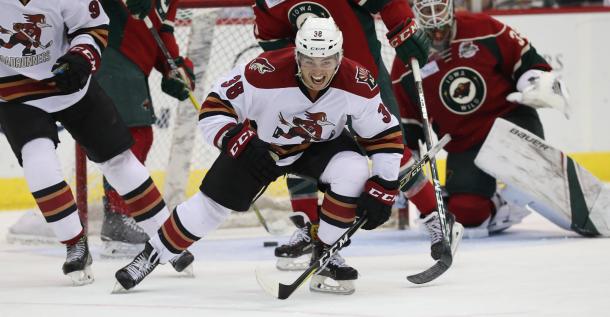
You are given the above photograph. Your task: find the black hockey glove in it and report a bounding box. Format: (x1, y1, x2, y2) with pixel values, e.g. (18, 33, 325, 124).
(51, 44, 100, 93)
(123, 0, 153, 20)
(161, 57, 196, 101)
(387, 18, 431, 67)
(220, 123, 282, 184)
(356, 176, 399, 230)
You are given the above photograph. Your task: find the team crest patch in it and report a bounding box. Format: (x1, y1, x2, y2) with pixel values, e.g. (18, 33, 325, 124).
(355, 67, 377, 90)
(440, 67, 486, 115)
(0, 13, 53, 66)
(288, 2, 331, 29)
(273, 111, 335, 143)
(248, 57, 275, 74)
(458, 41, 479, 59)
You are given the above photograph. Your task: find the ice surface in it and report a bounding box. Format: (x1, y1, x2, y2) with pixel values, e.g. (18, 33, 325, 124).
(1, 210, 609, 317)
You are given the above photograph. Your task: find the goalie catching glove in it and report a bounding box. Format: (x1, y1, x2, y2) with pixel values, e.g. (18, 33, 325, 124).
(356, 176, 399, 230)
(507, 70, 570, 119)
(52, 44, 100, 93)
(161, 57, 196, 101)
(220, 122, 282, 184)
(387, 18, 431, 67)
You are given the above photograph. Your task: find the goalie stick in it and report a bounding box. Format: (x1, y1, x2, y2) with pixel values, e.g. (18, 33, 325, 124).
(255, 133, 450, 299)
(405, 58, 455, 285)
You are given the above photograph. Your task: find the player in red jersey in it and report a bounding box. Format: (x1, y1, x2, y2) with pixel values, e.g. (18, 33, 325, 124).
(391, 0, 568, 237)
(253, 0, 456, 269)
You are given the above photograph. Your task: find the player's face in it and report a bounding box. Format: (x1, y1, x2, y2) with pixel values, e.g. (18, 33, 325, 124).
(297, 54, 340, 91)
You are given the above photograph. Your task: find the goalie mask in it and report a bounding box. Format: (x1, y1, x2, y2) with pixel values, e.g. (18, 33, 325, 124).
(295, 17, 343, 91)
(413, 0, 454, 51)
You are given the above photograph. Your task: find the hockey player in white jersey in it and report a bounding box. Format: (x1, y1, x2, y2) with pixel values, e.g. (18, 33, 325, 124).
(0, 0, 184, 285)
(115, 17, 404, 295)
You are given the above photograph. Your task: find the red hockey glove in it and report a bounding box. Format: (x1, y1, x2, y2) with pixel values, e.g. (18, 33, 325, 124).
(161, 57, 195, 101)
(51, 44, 100, 93)
(387, 18, 431, 67)
(357, 176, 399, 230)
(220, 123, 282, 184)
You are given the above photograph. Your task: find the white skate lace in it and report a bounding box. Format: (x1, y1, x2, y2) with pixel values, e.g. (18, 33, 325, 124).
(424, 214, 444, 244)
(287, 226, 311, 246)
(121, 214, 146, 234)
(66, 238, 86, 263)
(126, 250, 157, 280)
(328, 252, 348, 268)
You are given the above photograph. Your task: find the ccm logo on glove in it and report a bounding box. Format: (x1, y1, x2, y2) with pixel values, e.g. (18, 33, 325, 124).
(367, 186, 398, 204)
(388, 19, 418, 48)
(229, 129, 255, 158)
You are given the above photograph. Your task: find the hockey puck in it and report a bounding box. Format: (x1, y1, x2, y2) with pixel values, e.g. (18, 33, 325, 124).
(263, 241, 278, 247)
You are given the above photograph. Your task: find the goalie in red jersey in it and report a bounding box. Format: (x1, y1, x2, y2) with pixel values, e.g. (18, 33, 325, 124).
(391, 0, 569, 237)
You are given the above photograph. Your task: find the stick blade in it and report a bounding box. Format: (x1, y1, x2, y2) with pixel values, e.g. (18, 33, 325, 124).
(407, 252, 453, 284)
(254, 267, 280, 299)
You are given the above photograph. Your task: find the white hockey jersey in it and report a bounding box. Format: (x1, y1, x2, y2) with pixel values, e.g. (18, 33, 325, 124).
(0, 0, 109, 112)
(199, 48, 404, 180)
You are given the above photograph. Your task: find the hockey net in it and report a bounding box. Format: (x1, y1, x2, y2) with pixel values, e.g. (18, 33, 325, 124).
(70, 0, 398, 234)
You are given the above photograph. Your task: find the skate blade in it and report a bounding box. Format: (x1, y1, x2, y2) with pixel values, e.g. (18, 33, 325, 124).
(451, 223, 464, 256)
(275, 256, 310, 271)
(111, 281, 129, 294)
(67, 266, 94, 286)
(100, 241, 145, 259)
(176, 264, 195, 278)
(309, 275, 355, 295)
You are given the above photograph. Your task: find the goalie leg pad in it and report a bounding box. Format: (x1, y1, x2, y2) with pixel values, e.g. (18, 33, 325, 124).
(475, 118, 610, 236)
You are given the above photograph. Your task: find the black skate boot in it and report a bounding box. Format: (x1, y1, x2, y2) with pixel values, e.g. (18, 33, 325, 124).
(421, 211, 464, 260)
(169, 250, 195, 277)
(309, 241, 358, 295)
(101, 205, 149, 258)
(113, 242, 159, 292)
(62, 235, 94, 286)
(274, 213, 316, 271)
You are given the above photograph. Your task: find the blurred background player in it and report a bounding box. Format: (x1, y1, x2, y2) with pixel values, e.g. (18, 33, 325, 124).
(391, 0, 567, 237)
(252, 0, 458, 269)
(0, 0, 178, 285)
(113, 17, 404, 295)
(95, 0, 195, 260)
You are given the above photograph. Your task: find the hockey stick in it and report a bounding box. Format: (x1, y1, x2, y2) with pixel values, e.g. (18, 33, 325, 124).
(256, 216, 367, 300)
(255, 136, 452, 298)
(406, 58, 456, 284)
(143, 17, 200, 111)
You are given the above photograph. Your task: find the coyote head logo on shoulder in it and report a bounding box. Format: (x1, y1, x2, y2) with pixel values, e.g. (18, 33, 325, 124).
(248, 57, 275, 74)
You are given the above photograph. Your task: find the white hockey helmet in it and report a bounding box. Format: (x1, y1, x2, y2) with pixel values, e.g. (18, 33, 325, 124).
(413, 0, 454, 30)
(295, 17, 343, 59)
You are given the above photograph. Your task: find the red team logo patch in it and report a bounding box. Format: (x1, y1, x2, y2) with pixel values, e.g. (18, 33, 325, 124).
(355, 66, 377, 90)
(248, 57, 276, 74)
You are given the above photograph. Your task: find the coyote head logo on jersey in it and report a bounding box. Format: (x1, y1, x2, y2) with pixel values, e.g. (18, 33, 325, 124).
(355, 66, 377, 90)
(273, 111, 335, 143)
(248, 57, 275, 74)
(0, 14, 52, 56)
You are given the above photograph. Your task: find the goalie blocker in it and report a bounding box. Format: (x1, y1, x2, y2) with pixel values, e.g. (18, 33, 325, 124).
(475, 119, 610, 236)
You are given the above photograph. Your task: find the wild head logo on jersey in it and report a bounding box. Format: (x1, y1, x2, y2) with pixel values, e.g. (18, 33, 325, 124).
(440, 67, 487, 115)
(273, 111, 335, 143)
(0, 14, 52, 56)
(355, 67, 377, 90)
(248, 57, 275, 74)
(287, 2, 331, 30)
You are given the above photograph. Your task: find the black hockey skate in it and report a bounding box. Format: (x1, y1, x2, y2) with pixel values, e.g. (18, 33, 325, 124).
(101, 206, 149, 258)
(113, 242, 159, 292)
(169, 250, 195, 277)
(62, 235, 94, 286)
(309, 241, 358, 295)
(422, 211, 464, 260)
(274, 213, 316, 271)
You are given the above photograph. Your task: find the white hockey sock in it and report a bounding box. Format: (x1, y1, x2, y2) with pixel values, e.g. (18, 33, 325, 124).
(21, 138, 82, 242)
(150, 191, 231, 263)
(97, 149, 169, 236)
